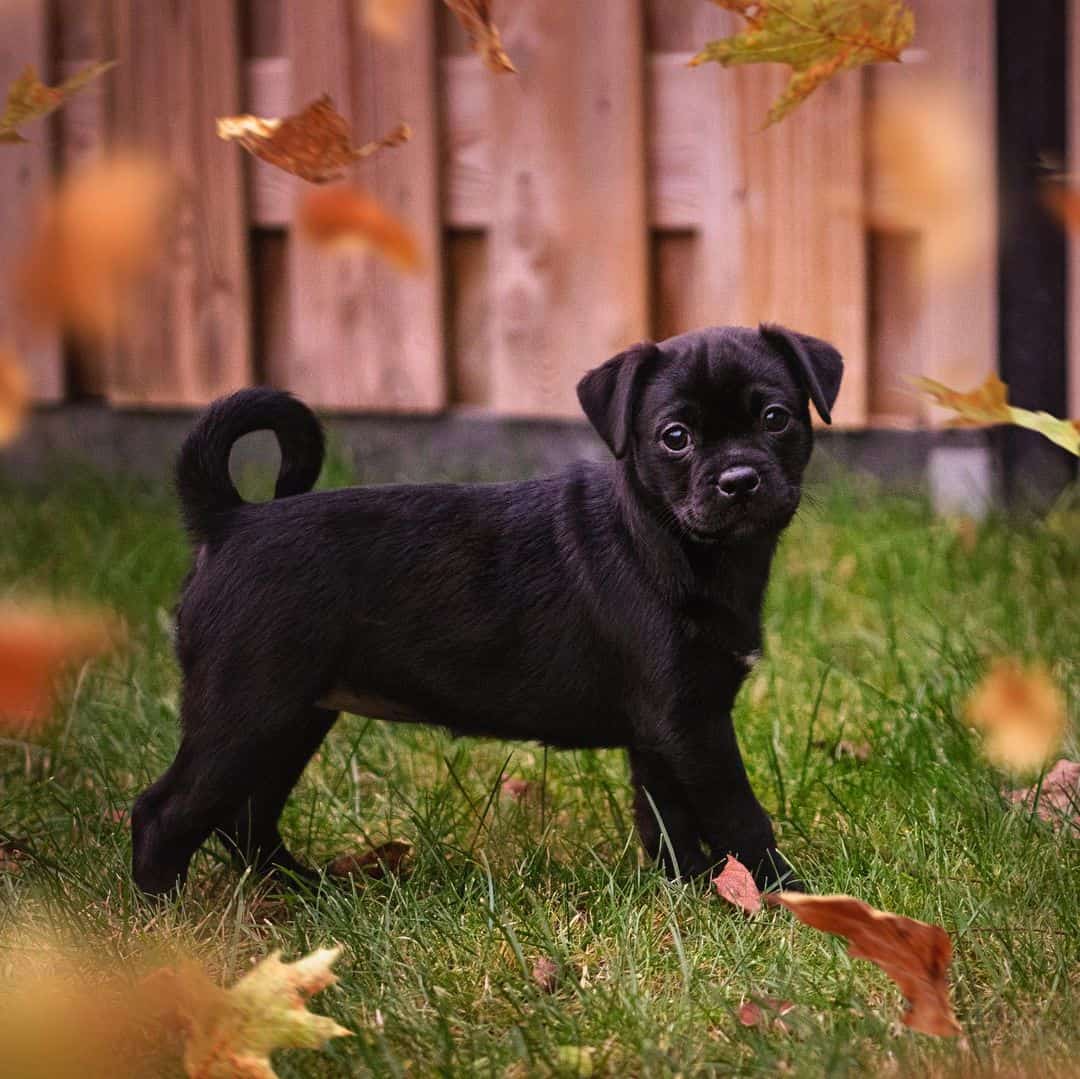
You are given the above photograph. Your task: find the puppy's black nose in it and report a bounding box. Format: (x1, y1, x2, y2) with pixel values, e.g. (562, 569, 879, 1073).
(717, 466, 761, 499)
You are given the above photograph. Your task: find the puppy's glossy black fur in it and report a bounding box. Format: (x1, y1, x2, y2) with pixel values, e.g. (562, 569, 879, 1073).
(132, 324, 842, 896)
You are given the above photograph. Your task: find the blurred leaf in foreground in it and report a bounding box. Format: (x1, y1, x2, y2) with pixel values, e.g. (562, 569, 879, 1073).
(16, 153, 176, 345)
(443, 0, 516, 74)
(690, 0, 914, 124)
(917, 375, 1079, 456)
(0, 342, 29, 447)
(0, 61, 114, 143)
(965, 659, 1067, 775)
(362, 0, 418, 40)
(217, 95, 410, 183)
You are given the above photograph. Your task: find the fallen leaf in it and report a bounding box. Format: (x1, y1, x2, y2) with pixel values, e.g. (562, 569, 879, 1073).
(501, 776, 532, 800)
(712, 854, 762, 915)
(964, 659, 1067, 774)
(1006, 759, 1080, 834)
(531, 956, 559, 993)
(0, 61, 114, 143)
(690, 1, 914, 125)
(835, 739, 871, 762)
(869, 84, 991, 276)
(216, 95, 410, 183)
(443, 0, 516, 74)
(362, 0, 417, 40)
(949, 515, 978, 554)
(738, 997, 794, 1032)
(0, 342, 29, 447)
(0, 602, 125, 734)
(327, 839, 412, 879)
(16, 154, 176, 344)
(917, 375, 1079, 457)
(0, 838, 28, 872)
(151, 947, 351, 1078)
(777, 893, 962, 1037)
(297, 186, 423, 272)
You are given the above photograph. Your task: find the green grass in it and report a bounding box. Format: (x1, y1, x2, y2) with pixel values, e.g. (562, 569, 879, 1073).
(0, 461, 1077, 1077)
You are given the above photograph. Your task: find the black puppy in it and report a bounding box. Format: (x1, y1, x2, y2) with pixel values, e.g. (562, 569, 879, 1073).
(132, 324, 841, 896)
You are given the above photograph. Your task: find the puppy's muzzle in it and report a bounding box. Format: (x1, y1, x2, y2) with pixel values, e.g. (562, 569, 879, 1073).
(715, 466, 761, 501)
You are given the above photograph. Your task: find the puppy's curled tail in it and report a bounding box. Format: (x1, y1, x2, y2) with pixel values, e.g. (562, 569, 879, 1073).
(175, 387, 325, 543)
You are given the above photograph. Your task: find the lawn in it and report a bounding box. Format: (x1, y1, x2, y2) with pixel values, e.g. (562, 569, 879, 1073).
(0, 460, 1077, 1078)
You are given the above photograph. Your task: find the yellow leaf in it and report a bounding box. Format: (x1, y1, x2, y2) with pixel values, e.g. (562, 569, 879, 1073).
(690, 0, 914, 124)
(443, 0, 516, 74)
(0, 342, 29, 447)
(965, 659, 1067, 775)
(0, 61, 114, 143)
(917, 375, 1080, 456)
(216, 95, 410, 184)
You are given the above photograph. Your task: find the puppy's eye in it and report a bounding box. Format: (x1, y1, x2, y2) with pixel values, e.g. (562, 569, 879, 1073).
(761, 405, 791, 433)
(660, 424, 692, 454)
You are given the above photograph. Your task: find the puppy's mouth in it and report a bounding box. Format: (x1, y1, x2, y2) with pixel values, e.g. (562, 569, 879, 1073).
(677, 495, 797, 544)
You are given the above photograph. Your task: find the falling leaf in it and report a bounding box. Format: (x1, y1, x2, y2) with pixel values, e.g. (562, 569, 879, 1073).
(1042, 177, 1080, 233)
(0, 602, 125, 734)
(531, 956, 559, 993)
(964, 659, 1067, 774)
(0, 61, 114, 144)
(738, 997, 795, 1032)
(327, 839, 412, 879)
(1006, 759, 1080, 835)
(443, 0, 516, 74)
(216, 95, 410, 184)
(151, 947, 351, 1079)
(501, 776, 532, 801)
(16, 154, 176, 344)
(362, 0, 417, 40)
(690, 1, 914, 124)
(777, 893, 962, 1037)
(297, 185, 423, 272)
(0, 342, 29, 447)
(712, 854, 762, 915)
(917, 375, 1080, 457)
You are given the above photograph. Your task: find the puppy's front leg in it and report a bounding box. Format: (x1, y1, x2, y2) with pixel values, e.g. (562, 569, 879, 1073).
(629, 749, 711, 879)
(650, 715, 800, 891)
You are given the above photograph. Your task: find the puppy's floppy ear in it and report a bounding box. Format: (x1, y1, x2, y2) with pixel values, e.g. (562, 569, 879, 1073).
(759, 323, 844, 425)
(576, 341, 659, 458)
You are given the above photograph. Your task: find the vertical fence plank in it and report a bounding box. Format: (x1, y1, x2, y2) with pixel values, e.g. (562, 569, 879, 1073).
(282, 0, 444, 411)
(0, 0, 63, 402)
(108, 0, 251, 406)
(489, 0, 648, 417)
(1070, 0, 1080, 422)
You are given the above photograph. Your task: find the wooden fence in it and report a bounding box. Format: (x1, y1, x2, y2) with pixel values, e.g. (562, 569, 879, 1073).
(0, 0, 1055, 429)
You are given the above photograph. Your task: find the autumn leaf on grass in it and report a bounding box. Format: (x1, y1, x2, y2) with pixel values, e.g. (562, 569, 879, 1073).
(690, 1, 915, 124)
(1006, 759, 1080, 835)
(0, 342, 29, 447)
(0, 602, 124, 735)
(738, 997, 795, 1033)
(965, 659, 1067, 774)
(443, 0, 516, 74)
(0, 61, 114, 143)
(16, 154, 177, 345)
(917, 375, 1080, 456)
(217, 95, 411, 184)
(150, 947, 351, 1079)
(712, 854, 762, 915)
(298, 185, 423, 272)
(327, 839, 412, 879)
(362, 0, 417, 40)
(777, 893, 962, 1037)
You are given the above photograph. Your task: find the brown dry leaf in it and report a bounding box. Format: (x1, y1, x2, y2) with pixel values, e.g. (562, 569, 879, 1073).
(917, 375, 1079, 456)
(712, 854, 762, 915)
(297, 185, 423, 272)
(964, 659, 1067, 774)
(1006, 759, 1080, 835)
(531, 956, 559, 993)
(16, 154, 176, 344)
(950, 515, 978, 554)
(1042, 178, 1080, 233)
(216, 95, 410, 183)
(0, 342, 30, 447)
(362, 0, 417, 40)
(738, 997, 794, 1032)
(691, 1, 914, 124)
(835, 739, 871, 762)
(328, 839, 412, 879)
(0, 61, 114, 143)
(443, 0, 516, 74)
(501, 776, 532, 801)
(777, 893, 962, 1037)
(0, 602, 125, 735)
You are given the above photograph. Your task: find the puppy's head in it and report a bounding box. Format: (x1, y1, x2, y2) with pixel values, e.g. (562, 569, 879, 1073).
(577, 324, 842, 543)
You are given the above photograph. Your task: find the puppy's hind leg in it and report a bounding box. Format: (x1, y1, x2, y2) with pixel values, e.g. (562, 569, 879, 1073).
(215, 705, 339, 882)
